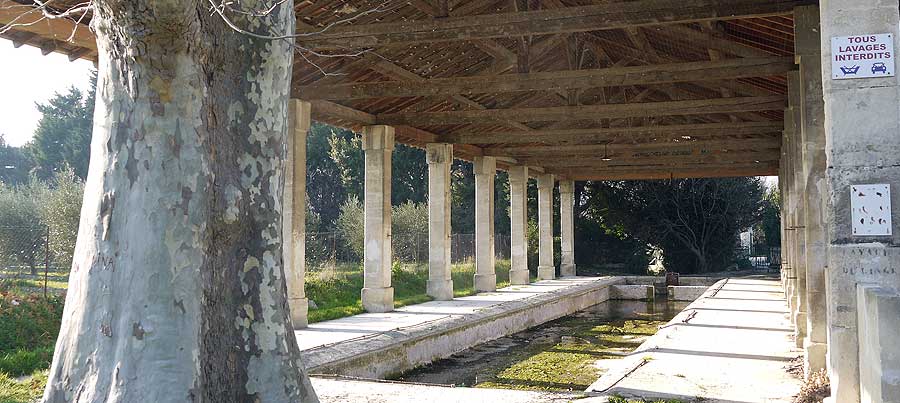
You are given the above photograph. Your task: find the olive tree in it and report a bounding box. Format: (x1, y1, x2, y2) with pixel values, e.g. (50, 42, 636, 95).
(6, 1, 320, 402)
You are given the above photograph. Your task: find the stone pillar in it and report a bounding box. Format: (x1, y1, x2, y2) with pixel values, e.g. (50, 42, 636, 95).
(795, 4, 829, 374)
(284, 100, 310, 329)
(537, 174, 556, 280)
(820, 1, 900, 401)
(856, 285, 900, 403)
(559, 180, 576, 277)
(787, 71, 808, 347)
(426, 143, 454, 300)
(783, 72, 800, 323)
(361, 125, 394, 313)
(508, 166, 530, 285)
(474, 156, 497, 292)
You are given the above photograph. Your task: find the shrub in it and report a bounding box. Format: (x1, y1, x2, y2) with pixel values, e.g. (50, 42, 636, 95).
(391, 202, 427, 263)
(38, 168, 83, 270)
(335, 196, 364, 260)
(0, 293, 64, 354)
(0, 181, 44, 274)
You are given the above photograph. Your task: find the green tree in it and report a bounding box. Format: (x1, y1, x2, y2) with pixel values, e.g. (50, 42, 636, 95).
(757, 185, 782, 247)
(26, 71, 96, 180)
(585, 178, 765, 274)
(0, 135, 32, 185)
(0, 180, 45, 274)
(38, 168, 84, 268)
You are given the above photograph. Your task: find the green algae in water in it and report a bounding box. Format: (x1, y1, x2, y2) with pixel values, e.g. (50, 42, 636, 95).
(474, 318, 665, 392)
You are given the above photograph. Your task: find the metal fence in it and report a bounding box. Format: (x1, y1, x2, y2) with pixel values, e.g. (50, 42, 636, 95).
(306, 231, 511, 272)
(0, 225, 62, 296)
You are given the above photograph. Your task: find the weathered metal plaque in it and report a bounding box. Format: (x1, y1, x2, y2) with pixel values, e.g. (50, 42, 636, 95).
(851, 184, 892, 236)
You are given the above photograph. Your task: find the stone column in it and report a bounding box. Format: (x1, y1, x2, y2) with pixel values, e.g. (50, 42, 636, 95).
(559, 180, 576, 277)
(783, 73, 799, 321)
(537, 174, 556, 280)
(284, 100, 310, 329)
(426, 143, 454, 300)
(787, 71, 808, 347)
(795, 4, 829, 374)
(820, 1, 900, 401)
(508, 166, 530, 285)
(474, 156, 497, 292)
(361, 125, 394, 313)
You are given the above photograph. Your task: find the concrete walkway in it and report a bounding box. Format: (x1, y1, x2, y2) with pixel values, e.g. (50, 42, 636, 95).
(297, 276, 621, 377)
(310, 376, 577, 403)
(296, 277, 608, 351)
(587, 277, 802, 403)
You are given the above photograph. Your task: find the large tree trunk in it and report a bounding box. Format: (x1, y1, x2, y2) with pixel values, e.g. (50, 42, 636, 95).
(42, 1, 317, 402)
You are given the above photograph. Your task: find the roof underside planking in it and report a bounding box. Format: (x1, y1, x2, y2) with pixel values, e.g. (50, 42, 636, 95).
(1, 0, 809, 180)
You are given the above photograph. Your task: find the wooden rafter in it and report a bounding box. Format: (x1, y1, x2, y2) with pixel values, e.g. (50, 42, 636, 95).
(376, 96, 785, 126)
(295, 0, 808, 49)
(297, 57, 793, 101)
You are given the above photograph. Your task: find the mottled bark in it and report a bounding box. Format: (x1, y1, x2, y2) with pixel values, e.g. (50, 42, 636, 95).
(42, 1, 317, 402)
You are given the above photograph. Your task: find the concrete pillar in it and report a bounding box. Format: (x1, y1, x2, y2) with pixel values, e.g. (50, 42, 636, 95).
(361, 125, 394, 313)
(537, 174, 556, 280)
(508, 166, 530, 285)
(474, 156, 497, 292)
(284, 100, 310, 329)
(795, 4, 829, 374)
(819, 1, 900, 401)
(426, 143, 454, 300)
(787, 71, 808, 347)
(559, 180, 576, 277)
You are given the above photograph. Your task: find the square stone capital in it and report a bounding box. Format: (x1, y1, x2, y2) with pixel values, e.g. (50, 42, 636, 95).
(289, 99, 311, 133)
(559, 180, 575, 194)
(362, 125, 395, 151)
(474, 156, 497, 175)
(425, 143, 453, 164)
(537, 174, 556, 190)
(508, 166, 529, 183)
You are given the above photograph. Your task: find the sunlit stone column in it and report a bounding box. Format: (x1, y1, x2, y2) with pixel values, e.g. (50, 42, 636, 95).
(537, 174, 556, 280)
(508, 166, 530, 285)
(795, 4, 829, 374)
(361, 125, 394, 313)
(787, 71, 808, 348)
(559, 180, 576, 277)
(474, 156, 497, 292)
(284, 100, 310, 329)
(820, 0, 900, 401)
(427, 143, 454, 300)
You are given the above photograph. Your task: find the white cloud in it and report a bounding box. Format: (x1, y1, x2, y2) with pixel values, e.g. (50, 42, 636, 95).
(0, 39, 94, 147)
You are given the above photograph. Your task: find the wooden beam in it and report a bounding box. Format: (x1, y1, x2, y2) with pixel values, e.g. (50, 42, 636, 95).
(485, 138, 781, 156)
(296, 57, 794, 100)
(309, 101, 376, 125)
(0, 0, 96, 59)
(295, 0, 808, 49)
(553, 165, 779, 181)
(518, 150, 780, 167)
(445, 121, 783, 144)
(376, 96, 785, 126)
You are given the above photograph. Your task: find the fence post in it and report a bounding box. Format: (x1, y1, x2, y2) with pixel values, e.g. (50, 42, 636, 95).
(43, 225, 50, 298)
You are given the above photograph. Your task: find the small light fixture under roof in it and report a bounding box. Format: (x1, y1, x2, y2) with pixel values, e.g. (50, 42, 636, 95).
(601, 143, 612, 161)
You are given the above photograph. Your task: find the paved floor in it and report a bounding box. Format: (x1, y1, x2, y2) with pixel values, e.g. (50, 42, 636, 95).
(587, 277, 802, 403)
(310, 377, 578, 403)
(295, 276, 605, 351)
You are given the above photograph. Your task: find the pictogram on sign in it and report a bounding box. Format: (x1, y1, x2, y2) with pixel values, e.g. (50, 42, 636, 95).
(831, 33, 895, 79)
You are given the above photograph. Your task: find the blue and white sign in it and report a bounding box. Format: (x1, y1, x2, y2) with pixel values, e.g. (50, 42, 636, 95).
(832, 33, 895, 79)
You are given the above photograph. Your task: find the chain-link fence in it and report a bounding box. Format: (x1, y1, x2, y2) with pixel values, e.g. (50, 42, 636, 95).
(306, 230, 511, 272)
(0, 225, 68, 296)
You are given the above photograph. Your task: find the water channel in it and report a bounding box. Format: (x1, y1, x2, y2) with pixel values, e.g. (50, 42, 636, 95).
(393, 297, 690, 392)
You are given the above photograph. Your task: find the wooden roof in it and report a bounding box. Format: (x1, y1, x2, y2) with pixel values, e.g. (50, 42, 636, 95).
(2, 0, 811, 180)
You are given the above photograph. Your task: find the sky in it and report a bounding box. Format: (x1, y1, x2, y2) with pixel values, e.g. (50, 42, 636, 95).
(0, 39, 94, 147)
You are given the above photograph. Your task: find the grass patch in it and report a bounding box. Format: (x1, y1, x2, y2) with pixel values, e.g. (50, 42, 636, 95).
(0, 348, 53, 378)
(474, 318, 664, 392)
(0, 370, 48, 403)
(608, 395, 683, 403)
(307, 260, 512, 323)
